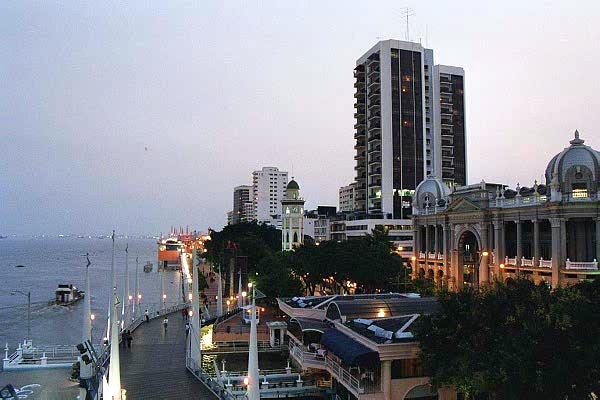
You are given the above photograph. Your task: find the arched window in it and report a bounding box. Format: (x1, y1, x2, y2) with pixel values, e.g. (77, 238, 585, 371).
(293, 232, 298, 243)
(285, 207, 290, 214)
(286, 232, 290, 243)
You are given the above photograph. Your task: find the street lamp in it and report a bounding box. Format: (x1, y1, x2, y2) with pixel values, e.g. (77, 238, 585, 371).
(11, 290, 31, 340)
(241, 291, 247, 307)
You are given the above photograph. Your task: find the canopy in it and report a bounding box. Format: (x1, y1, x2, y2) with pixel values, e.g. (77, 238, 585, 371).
(320, 329, 379, 366)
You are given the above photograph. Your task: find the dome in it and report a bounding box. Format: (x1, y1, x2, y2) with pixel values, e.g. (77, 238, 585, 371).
(414, 176, 451, 209)
(287, 180, 299, 190)
(545, 131, 600, 194)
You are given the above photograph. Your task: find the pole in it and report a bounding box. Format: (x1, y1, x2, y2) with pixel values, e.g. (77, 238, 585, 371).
(246, 285, 260, 400)
(160, 271, 165, 310)
(27, 292, 31, 341)
(189, 245, 201, 367)
(124, 244, 130, 325)
(108, 286, 122, 400)
(133, 256, 139, 318)
(80, 254, 92, 400)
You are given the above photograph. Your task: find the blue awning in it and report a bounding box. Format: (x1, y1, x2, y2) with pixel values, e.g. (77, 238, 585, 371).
(320, 329, 380, 366)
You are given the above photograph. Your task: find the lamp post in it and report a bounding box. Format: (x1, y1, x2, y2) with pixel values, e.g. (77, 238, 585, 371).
(12, 290, 31, 340)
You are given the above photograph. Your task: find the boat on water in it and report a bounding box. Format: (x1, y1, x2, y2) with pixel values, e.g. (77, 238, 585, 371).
(54, 284, 84, 306)
(143, 261, 153, 273)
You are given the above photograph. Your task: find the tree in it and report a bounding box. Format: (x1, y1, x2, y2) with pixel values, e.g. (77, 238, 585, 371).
(255, 252, 303, 303)
(416, 278, 600, 399)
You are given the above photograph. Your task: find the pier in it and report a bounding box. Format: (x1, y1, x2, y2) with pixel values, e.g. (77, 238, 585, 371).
(119, 310, 217, 399)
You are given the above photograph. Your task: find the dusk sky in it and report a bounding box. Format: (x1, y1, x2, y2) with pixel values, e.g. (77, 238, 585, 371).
(2, 1, 600, 236)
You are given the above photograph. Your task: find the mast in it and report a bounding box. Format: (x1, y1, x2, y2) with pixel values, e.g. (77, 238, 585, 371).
(133, 256, 139, 317)
(189, 244, 201, 367)
(245, 284, 260, 400)
(108, 285, 122, 399)
(237, 270, 242, 308)
(79, 254, 92, 400)
(122, 244, 129, 327)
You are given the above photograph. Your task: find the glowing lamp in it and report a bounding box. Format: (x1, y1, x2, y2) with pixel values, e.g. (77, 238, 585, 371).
(482, 251, 489, 257)
(90, 314, 95, 321)
(162, 294, 167, 299)
(243, 377, 249, 386)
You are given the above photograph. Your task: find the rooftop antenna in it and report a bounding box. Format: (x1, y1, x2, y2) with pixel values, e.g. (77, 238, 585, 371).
(425, 24, 429, 47)
(401, 7, 415, 41)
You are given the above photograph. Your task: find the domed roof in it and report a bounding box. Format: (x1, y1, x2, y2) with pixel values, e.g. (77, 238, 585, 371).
(414, 176, 451, 209)
(287, 180, 299, 190)
(545, 130, 600, 185)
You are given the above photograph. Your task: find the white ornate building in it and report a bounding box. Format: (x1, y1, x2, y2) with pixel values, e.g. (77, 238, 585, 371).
(412, 131, 600, 291)
(281, 179, 305, 251)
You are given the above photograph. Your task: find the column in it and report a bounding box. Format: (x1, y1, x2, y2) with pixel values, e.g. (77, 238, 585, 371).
(516, 220, 523, 268)
(280, 328, 285, 348)
(550, 218, 561, 288)
(479, 224, 489, 284)
(381, 360, 391, 400)
(533, 219, 540, 267)
(560, 219, 567, 267)
(494, 221, 502, 278)
(434, 224, 439, 255)
(596, 219, 600, 263)
(425, 225, 431, 259)
(442, 224, 449, 272)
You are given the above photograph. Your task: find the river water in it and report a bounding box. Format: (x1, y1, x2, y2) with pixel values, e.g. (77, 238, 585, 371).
(0, 237, 183, 347)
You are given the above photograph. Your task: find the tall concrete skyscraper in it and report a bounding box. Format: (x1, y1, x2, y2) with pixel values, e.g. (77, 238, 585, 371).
(232, 185, 253, 224)
(353, 40, 466, 218)
(252, 166, 288, 228)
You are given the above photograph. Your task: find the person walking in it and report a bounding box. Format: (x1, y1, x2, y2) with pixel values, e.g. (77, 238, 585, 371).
(163, 316, 169, 331)
(144, 309, 149, 323)
(126, 330, 133, 349)
(185, 322, 190, 336)
(121, 330, 127, 348)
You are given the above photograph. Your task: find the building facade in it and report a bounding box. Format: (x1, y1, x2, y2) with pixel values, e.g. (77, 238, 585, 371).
(339, 183, 356, 212)
(412, 132, 600, 291)
(281, 180, 305, 251)
(353, 40, 466, 219)
(232, 185, 253, 224)
(252, 166, 288, 228)
(278, 293, 456, 400)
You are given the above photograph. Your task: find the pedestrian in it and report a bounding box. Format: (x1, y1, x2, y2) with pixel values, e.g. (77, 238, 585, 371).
(144, 309, 149, 323)
(181, 308, 186, 319)
(185, 322, 190, 336)
(163, 316, 169, 330)
(121, 330, 127, 348)
(126, 330, 133, 348)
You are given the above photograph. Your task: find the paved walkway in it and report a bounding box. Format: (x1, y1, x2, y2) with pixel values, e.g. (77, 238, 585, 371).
(120, 311, 217, 399)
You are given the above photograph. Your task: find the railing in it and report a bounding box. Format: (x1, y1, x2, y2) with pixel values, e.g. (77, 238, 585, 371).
(186, 357, 236, 400)
(203, 341, 275, 353)
(437, 253, 445, 260)
(505, 257, 517, 266)
(288, 338, 326, 369)
(428, 252, 437, 259)
(565, 259, 598, 270)
(521, 258, 534, 267)
(325, 356, 364, 396)
(539, 258, 552, 268)
(419, 252, 426, 259)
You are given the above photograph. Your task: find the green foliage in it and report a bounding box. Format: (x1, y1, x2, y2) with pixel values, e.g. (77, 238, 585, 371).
(204, 221, 281, 269)
(255, 252, 303, 303)
(416, 278, 600, 399)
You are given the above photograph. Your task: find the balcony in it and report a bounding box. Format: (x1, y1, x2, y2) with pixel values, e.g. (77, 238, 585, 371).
(354, 80, 366, 89)
(367, 146, 381, 155)
(565, 259, 598, 270)
(354, 121, 366, 130)
(368, 156, 381, 165)
(288, 337, 326, 371)
(354, 90, 366, 99)
(368, 89, 380, 101)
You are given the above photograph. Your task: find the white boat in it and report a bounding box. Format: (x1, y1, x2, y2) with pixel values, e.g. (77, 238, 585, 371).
(54, 284, 84, 306)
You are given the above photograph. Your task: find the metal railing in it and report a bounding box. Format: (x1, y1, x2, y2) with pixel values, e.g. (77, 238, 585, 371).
(288, 337, 326, 369)
(186, 357, 236, 400)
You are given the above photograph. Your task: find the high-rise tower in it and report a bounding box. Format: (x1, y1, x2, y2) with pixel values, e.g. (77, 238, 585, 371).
(353, 40, 466, 217)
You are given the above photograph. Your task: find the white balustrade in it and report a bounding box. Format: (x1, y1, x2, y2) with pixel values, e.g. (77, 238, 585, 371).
(437, 253, 444, 260)
(521, 257, 534, 267)
(538, 258, 552, 268)
(565, 259, 598, 270)
(505, 257, 517, 266)
(419, 252, 426, 259)
(428, 252, 437, 259)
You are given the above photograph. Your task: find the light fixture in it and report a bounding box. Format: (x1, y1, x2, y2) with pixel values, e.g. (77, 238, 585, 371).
(482, 251, 489, 257)
(90, 314, 95, 321)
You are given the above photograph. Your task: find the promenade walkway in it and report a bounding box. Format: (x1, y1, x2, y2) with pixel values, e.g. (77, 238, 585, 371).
(120, 311, 217, 399)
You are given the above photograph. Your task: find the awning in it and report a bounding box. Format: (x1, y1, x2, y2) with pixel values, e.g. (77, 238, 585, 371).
(320, 329, 380, 366)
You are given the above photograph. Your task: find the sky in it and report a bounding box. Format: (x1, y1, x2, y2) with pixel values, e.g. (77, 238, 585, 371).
(2, 1, 600, 236)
